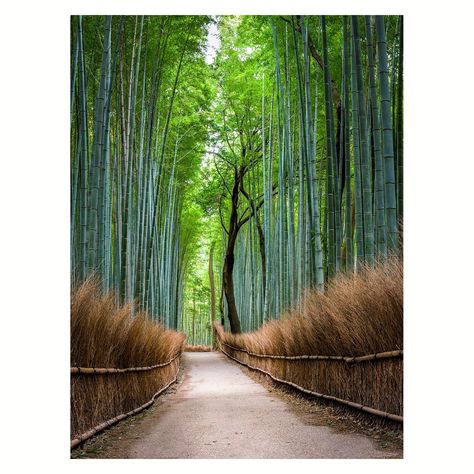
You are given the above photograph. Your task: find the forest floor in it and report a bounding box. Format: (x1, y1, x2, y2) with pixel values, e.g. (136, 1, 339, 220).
(71, 352, 403, 459)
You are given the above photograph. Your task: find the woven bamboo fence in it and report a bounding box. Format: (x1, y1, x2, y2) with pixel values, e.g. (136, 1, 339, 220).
(215, 324, 402, 423)
(71, 352, 182, 448)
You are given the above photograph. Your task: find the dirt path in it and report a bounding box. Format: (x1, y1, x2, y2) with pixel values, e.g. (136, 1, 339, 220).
(73, 352, 402, 459)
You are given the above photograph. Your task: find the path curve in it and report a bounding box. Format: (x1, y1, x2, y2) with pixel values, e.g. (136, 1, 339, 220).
(121, 352, 398, 458)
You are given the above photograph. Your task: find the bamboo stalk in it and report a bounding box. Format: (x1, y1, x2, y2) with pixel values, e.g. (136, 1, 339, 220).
(365, 16, 387, 259)
(342, 16, 353, 272)
(351, 16, 374, 266)
(321, 16, 337, 277)
(375, 15, 399, 256)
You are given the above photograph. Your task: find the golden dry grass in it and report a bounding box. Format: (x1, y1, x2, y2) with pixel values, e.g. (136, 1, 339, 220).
(216, 260, 403, 419)
(184, 344, 213, 352)
(71, 278, 185, 439)
(219, 259, 403, 357)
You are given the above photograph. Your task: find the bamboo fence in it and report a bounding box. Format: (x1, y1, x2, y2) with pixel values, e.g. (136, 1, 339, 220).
(70, 353, 181, 374)
(216, 334, 403, 423)
(71, 353, 181, 448)
(223, 342, 402, 363)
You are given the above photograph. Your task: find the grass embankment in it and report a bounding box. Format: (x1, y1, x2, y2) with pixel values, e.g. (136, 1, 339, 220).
(216, 260, 403, 421)
(71, 279, 185, 441)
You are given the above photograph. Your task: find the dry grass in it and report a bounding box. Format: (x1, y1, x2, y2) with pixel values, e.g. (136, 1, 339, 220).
(71, 278, 185, 439)
(216, 260, 403, 419)
(218, 259, 402, 357)
(185, 344, 213, 352)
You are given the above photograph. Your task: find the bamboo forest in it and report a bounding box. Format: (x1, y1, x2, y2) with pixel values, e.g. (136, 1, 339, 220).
(70, 15, 404, 458)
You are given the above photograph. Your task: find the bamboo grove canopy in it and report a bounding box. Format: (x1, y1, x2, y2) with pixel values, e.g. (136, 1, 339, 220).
(70, 15, 403, 336)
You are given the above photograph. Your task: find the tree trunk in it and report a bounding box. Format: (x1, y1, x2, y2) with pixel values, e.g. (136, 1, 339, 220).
(192, 295, 196, 345)
(209, 244, 217, 348)
(223, 234, 242, 334)
(221, 165, 247, 334)
(256, 220, 266, 296)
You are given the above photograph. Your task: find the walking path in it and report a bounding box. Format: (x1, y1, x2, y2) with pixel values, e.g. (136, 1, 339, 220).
(119, 352, 399, 458)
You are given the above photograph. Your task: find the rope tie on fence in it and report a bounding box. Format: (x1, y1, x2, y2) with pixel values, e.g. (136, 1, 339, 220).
(70, 352, 181, 375)
(221, 342, 403, 363)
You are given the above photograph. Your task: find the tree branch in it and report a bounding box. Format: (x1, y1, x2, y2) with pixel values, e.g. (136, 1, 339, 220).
(218, 194, 229, 235)
(213, 158, 233, 196)
(222, 109, 240, 160)
(237, 188, 272, 229)
(214, 151, 236, 169)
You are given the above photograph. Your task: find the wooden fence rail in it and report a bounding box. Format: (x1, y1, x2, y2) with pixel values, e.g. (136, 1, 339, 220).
(222, 342, 403, 363)
(71, 352, 182, 449)
(216, 333, 403, 424)
(70, 353, 181, 375)
(70, 359, 180, 449)
(220, 345, 402, 423)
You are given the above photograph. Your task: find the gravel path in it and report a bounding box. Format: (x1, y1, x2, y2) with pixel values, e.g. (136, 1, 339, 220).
(113, 352, 399, 458)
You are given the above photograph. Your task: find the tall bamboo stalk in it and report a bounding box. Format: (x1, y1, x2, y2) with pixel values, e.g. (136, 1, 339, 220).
(375, 15, 399, 256)
(365, 16, 387, 259)
(350, 18, 365, 267)
(342, 17, 353, 272)
(351, 16, 374, 266)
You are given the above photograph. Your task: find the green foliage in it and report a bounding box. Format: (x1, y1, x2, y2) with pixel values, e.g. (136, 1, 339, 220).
(71, 15, 403, 339)
(71, 15, 213, 330)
